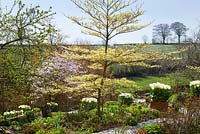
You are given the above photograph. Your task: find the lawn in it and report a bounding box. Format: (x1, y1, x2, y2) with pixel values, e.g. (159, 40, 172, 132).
(115, 73, 192, 93)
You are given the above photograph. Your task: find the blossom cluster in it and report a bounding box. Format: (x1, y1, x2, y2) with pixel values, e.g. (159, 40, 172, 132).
(189, 80, 200, 88)
(3, 110, 24, 118)
(149, 82, 171, 90)
(47, 102, 58, 106)
(18, 105, 31, 110)
(118, 93, 132, 98)
(31, 53, 81, 95)
(81, 97, 97, 103)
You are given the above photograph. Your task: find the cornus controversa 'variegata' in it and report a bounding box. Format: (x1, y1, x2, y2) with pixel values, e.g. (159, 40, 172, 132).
(59, 0, 187, 118)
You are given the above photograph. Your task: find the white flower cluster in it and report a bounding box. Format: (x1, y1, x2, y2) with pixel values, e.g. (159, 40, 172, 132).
(3, 110, 24, 117)
(81, 97, 97, 103)
(118, 93, 132, 98)
(190, 80, 200, 88)
(18, 105, 31, 110)
(47, 102, 58, 106)
(149, 82, 171, 90)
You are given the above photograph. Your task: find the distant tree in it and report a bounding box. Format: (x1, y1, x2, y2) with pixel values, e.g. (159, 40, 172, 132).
(191, 25, 200, 44)
(153, 24, 171, 44)
(152, 35, 161, 44)
(142, 35, 148, 44)
(170, 22, 188, 44)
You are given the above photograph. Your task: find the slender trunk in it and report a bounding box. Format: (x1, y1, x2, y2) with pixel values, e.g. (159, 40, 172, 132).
(97, 39, 108, 118)
(97, 3, 109, 118)
(162, 36, 165, 44)
(178, 35, 181, 44)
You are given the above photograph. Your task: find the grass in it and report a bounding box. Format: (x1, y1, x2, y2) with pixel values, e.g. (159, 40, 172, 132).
(134, 73, 192, 90)
(115, 73, 192, 93)
(132, 75, 172, 90)
(146, 45, 179, 53)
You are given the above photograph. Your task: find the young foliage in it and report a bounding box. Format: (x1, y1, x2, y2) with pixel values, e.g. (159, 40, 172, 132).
(0, 0, 55, 49)
(68, 0, 147, 42)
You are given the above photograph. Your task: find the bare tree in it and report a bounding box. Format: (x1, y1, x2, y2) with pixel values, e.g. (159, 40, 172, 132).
(0, 0, 55, 49)
(153, 24, 171, 44)
(170, 22, 188, 44)
(191, 25, 200, 44)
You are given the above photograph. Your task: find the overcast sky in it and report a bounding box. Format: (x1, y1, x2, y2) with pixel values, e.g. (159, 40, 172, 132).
(2, 0, 200, 44)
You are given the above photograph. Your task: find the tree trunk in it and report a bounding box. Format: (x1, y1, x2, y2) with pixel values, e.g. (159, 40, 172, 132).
(178, 35, 181, 44)
(97, 39, 108, 118)
(97, 7, 109, 118)
(162, 37, 165, 44)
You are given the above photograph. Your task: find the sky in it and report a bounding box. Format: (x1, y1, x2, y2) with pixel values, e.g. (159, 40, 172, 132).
(2, 0, 200, 44)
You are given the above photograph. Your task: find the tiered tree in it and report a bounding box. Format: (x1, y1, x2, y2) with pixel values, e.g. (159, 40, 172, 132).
(53, 0, 182, 118)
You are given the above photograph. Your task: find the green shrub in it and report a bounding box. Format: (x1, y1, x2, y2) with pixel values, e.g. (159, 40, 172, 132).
(79, 121, 98, 133)
(45, 126, 67, 134)
(128, 107, 142, 121)
(36, 129, 45, 134)
(141, 124, 165, 134)
(168, 92, 190, 110)
(104, 101, 126, 115)
(124, 116, 137, 126)
(100, 113, 117, 125)
(25, 110, 36, 122)
(148, 109, 160, 119)
(32, 112, 65, 126)
(118, 93, 133, 106)
(22, 112, 66, 134)
(10, 121, 21, 131)
(35, 126, 67, 134)
(65, 111, 91, 123)
(126, 105, 160, 121)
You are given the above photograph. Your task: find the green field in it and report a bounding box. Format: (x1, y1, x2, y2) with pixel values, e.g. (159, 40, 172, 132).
(115, 73, 192, 93)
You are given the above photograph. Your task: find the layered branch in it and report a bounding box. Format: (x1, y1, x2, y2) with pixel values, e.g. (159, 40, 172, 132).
(68, 0, 146, 41)
(57, 45, 183, 69)
(46, 74, 137, 95)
